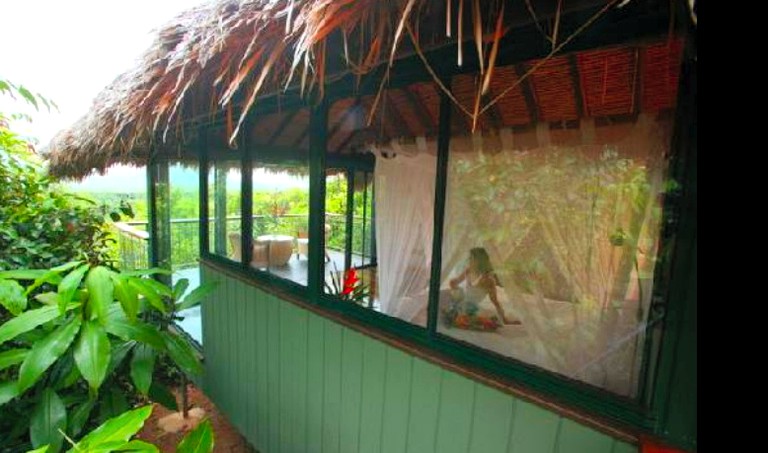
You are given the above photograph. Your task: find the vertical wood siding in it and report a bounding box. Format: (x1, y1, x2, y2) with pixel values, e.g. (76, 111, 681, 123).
(201, 265, 636, 453)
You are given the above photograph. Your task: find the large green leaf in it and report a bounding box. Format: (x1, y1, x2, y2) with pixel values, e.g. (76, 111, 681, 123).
(51, 261, 83, 273)
(24, 262, 80, 296)
(73, 320, 111, 392)
(68, 405, 153, 452)
(139, 278, 172, 299)
(105, 318, 165, 350)
(26, 446, 49, 453)
(117, 440, 160, 452)
(147, 382, 178, 411)
(162, 331, 202, 376)
(17, 317, 82, 393)
(175, 282, 218, 312)
(107, 340, 136, 376)
(85, 266, 115, 324)
(0, 278, 27, 315)
(30, 388, 67, 453)
(0, 305, 63, 346)
(120, 268, 172, 277)
(57, 264, 89, 315)
(129, 344, 155, 395)
(0, 380, 19, 406)
(172, 278, 190, 302)
(51, 352, 81, 391)
(176, 418, 214, 453)
(34, 292, 61, 307)
(98, 386, 130, 423)
(0, 348, 28, 371)
(127, 278, 166, 314)
(23, 270, 64, 296)
(0, 269, 49, 280)
(67, 398, 96, 438)
(111, 275, 138, 322)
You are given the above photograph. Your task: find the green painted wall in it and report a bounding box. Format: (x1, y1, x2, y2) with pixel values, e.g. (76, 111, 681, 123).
(201, 264, 637, 453)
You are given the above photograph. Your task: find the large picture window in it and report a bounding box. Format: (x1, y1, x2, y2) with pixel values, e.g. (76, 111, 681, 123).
(199, 34, 687, 405)
(250, 163, 309, 285)
(436, 41, 683, 396)
(321, 87, 439, 327)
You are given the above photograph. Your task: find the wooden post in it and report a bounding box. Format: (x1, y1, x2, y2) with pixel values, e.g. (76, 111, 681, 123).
(180, 372, 189, 418)
(344, 170, 355, 271)
(148, 158, 172, 284)
(199, 132, 210, 255)
(242, 141, 253, 267)
(427, 85, 452, 335)
(308, 99, 329, 298)
(213, 163, 228, 256)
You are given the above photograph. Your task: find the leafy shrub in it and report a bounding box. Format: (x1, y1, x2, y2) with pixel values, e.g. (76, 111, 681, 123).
(0, 264, 215, 452)
(1, 80, 127, 271)
(0, 151, 128, 270)
(30, 405, 214, 453)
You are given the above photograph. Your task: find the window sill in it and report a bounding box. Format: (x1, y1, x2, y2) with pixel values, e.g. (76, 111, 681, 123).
(200, 257, 653, 446)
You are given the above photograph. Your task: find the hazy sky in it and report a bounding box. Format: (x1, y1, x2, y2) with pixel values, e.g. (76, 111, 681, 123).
(2, 0, 308, 193)
(1, 0, 203, 191)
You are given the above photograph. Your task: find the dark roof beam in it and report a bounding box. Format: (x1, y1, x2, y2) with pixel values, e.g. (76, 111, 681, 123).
(568, 54, 585, 119)
(401, 86, 437, 134)
(266, 109, 301, 145)
(515, 63, 539, 124)
(328, 97, 363, 145)
(384, 92, 419, 138)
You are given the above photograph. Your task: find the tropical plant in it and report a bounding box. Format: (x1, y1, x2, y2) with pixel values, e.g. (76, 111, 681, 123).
(0, 263, 216, 452)
(1, 79, 128, 271)
(27, 405, 214, 453)
(324, 263, 370, 306)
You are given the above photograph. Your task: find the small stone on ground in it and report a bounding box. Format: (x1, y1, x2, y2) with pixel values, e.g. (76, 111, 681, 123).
(136, 384, 256, 452)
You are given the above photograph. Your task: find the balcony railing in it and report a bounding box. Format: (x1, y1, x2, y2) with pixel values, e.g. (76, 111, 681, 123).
(113, 214, 374, 271)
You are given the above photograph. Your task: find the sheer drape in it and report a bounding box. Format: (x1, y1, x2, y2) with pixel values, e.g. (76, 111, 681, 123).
(440, 115, 671, 396)
(368, 116, 671, 395)
(373, 147, 436, 324)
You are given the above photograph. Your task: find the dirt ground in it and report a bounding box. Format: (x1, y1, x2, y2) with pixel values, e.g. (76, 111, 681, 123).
(136, 384, 256, 452)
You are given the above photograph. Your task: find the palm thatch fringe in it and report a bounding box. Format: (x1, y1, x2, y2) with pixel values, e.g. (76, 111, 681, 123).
(47, 0, 640, 180)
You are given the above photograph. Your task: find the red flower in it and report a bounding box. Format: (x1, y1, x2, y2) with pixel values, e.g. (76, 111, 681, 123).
(342, 268, 359, 295)
(641, 440, 686, 453)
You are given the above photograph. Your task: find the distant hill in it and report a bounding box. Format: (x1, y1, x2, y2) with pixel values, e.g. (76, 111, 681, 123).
(66, 164, 309, 194)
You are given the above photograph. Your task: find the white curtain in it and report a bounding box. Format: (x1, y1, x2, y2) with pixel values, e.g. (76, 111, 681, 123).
(373, 145, 436, 324)
(439, 115, 671, 396)
(369, 116, 671, 396)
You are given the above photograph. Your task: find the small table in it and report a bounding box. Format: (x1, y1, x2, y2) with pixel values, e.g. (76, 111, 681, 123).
(254, 234, 295, 267)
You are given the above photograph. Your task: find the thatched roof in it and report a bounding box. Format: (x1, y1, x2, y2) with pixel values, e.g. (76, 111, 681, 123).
(47, 0, 689, 179)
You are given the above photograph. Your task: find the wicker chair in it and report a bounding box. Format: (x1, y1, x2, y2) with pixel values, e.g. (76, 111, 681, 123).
(296, 224, 331, 261)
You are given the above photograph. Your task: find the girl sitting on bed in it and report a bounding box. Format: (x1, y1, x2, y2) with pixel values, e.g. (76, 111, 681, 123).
(449, 247, 521, 325)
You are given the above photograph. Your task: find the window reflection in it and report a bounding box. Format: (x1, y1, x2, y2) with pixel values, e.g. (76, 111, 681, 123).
(250, 165, 309, 286)
(437, 40, 683, 396)
(207, 160, 241, 261)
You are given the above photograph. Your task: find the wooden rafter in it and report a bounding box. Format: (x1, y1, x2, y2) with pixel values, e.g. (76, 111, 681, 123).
(384, 92, 418, 138)
(568, 54, 585, 118)
(328, 98, 362, 145)
(483, 89, 504, 130)
(631, 47, 643, 116)
(401, 86, 436, 134)
(292, 125, 309, 149)
(335, 129, 360, 154)
(515, 63, 539, 124)
(267, 109, 301, 145)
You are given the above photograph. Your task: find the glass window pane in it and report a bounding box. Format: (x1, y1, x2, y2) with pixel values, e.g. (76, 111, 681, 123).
(250, 165, 309, 285)
(437, 40, 684, 396)
(207, 160, 241, 261)
(323, 170, 351, 298)
(323, 86, 439, 327)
